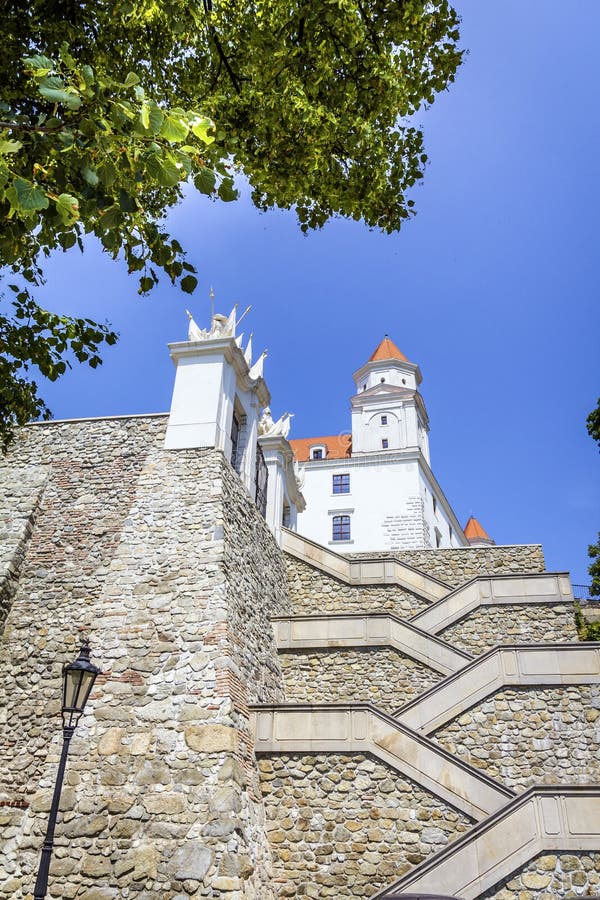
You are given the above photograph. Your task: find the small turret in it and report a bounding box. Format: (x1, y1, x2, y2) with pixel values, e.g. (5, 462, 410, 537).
(464, 516, 495, 546)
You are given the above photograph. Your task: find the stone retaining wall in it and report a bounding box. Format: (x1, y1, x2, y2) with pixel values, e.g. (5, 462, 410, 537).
(280, 648, 440, 714)
(0, 417, 289, 900)
(258, 752, 473, 899)
(439, 604, 578, 654)
(482, 852, 600, 898)
(0, 466, 48, 633)
(284, 554, 428, 618)
(348, 545, 546, 588)
(433, 686, 600, 791)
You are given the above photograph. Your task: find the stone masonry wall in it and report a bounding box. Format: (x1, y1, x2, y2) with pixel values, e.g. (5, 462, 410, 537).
(280, 648, 440, 715)
(284, 554, 428, 618)
(433, 686, 600, 791)
(258, 753, 473, 899)
(349, 545, 546, 588)
(481, 852, 600, 898)
(439, 604, 578, 655)
(0, 417, 289, 900)
(0, 466, 48, 633)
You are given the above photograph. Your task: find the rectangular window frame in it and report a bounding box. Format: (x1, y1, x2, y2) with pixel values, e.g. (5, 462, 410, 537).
(332, 473, 350, 495)
(332, 514, 351, 542)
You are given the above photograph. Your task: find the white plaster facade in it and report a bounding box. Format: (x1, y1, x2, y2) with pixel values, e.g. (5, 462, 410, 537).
(165, 308, 305, 542)
(292, 337, 468, 552)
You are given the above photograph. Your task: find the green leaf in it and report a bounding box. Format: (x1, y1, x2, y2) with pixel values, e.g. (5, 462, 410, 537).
(146, 101, 164, 135)
(56, 193, 80, 225)
(189, 113, 215, 145)
(6, 177, 49, 214)
(194, 167, 216, 195)
(180, 275, 198, 294)
(82, 165, 99, 187)
(218, 178, 238, 202)
(139, 276, 154, 294)
(145, 153, 181, 188)
(123, 71, 140, 88)
(38, 76, 82, 110)
(118, 189, 138, 213)
(23, 55, 55, 74)
(81, 65, 95, 86)
(58, 231, 78, 250)
(159, 110, 189, 143)
(139, 102, 150, 130)
(0, 140, 22, 155)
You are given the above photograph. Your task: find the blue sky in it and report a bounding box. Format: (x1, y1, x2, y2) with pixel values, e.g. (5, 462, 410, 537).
(34, 0, 599, 580)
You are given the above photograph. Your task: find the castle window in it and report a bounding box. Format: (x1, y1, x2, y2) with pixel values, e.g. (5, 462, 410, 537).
(433, 496, 437, 513)
(332, 515, 351, 542)
(435, 527, 442, 548)
(381, 438, 389, 449)
(381, 415, 388, 425)
(362, 384, 367, 391)
(333, 474, 350, 494)
(230, 413, 240, 471)
(380, 377, 385, 383)
(312, 448, 323, 460)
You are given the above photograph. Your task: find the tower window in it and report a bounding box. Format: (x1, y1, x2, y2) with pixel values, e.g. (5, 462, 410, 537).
(312, 449, 323, 460)
(435, 527, 442, 548)
(332, 515, 351, 542)
(362, 384, 367, 391)
(381, 415, 388, 425)
(230, 413, 240, 471)
(433, 497, 437, 513)
(333, 474, 350, 494)
(382, 439, 389, 449)
(380, 377, 385, 383)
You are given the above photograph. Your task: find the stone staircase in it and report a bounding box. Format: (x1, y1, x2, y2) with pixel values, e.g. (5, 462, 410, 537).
(253, 531, 600, 898)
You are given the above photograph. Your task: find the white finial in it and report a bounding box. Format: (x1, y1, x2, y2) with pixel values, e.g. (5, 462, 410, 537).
(209, 285, 215, 321)
(186, 309, 206, 342)
(235, 332, 244, 348)
(248, 350, 267, 380)
(244, 334, 253, 367)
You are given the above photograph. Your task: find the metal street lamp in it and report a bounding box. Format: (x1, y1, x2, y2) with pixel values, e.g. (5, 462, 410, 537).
(33, 641, 101, 900)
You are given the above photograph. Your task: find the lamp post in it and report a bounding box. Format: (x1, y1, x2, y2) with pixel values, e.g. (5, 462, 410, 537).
(33, 641, 101, 900)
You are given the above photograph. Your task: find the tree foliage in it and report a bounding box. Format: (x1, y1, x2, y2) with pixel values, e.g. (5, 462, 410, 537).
(587, 397, 600, 597)
(1, 0, 463, 448)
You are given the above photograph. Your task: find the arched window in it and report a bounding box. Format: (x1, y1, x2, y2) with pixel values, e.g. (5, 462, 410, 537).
(332, 515, 351, 542)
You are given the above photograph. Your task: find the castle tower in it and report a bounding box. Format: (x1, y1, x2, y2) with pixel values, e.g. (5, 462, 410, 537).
(290, 336, 466, 552)
(351, 335, 430, 462)
(464, 515, 495, 546)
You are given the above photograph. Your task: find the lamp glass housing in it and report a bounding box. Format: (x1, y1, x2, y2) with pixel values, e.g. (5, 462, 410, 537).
(61, 643, 101, 729)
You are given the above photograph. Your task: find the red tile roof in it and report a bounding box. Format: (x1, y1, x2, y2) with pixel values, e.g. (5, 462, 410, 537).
(289, 434, 352, 462)
(464, 516, 491, 541)
(369, 335, 408, 363)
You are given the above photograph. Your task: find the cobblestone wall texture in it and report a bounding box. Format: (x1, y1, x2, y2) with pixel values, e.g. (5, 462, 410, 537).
(482, 852, 600, 898)
(439, 604, 578, 654)
(348, 545, 546, 588)
(0, 417, 290, 900)
(433, 686, 600, 791)
(284, 554, 428, 618)
(280, 648, 440, 714)
(0, 466, 48, 633)
(258, 753, 473, 899)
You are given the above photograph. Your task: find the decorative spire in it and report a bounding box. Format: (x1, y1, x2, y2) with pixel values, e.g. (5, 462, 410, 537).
(249, 350, 267, 380)
(368, 335, 409, 363)
(244, 333, 253, 367)
(464, 516, 494, 546)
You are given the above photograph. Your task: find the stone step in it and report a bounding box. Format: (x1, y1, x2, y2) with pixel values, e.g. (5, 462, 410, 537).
(370, 785, 600, 899)
(272, 612, 473, 675)
(250, 702, 515, 821)
(395, 642, 600, 733)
